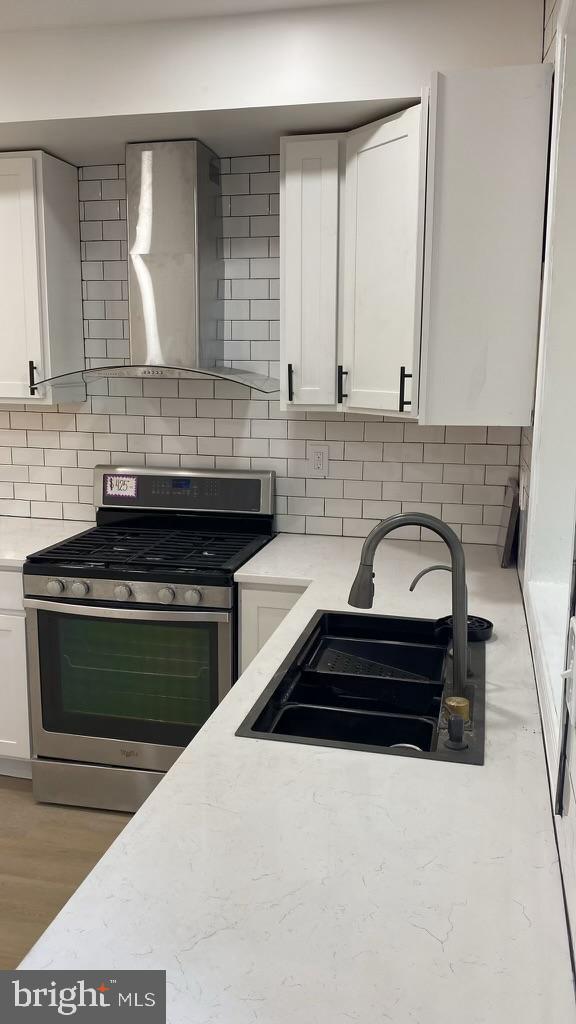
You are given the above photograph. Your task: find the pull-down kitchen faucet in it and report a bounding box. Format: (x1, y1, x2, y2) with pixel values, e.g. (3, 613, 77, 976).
(348, 513, 468, 697)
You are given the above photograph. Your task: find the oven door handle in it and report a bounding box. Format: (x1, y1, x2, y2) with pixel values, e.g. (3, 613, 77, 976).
(23, 598, 231, 624)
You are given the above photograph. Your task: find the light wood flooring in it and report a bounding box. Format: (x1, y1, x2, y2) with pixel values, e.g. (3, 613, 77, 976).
(0, 776, 130, 969)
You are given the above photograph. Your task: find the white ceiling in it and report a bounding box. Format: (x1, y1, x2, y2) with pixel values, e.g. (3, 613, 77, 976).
(0, 0, 382, 32)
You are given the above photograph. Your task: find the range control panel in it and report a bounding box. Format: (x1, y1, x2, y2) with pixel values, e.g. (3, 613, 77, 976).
(98, 468, 272, 515)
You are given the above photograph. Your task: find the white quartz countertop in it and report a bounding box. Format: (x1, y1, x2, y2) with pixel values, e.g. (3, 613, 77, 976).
(20, 535, 575, 1023)
(0, 516, 92, 569)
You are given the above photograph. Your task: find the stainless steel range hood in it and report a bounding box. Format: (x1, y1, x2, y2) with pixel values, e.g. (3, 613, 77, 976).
(122, 139, 278, 392)
(33, 139, 279, 396)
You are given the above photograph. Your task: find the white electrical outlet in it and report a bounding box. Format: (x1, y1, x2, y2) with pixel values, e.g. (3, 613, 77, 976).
(308, 444, 329, 478)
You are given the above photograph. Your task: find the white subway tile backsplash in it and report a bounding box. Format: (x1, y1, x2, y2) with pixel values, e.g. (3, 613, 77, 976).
(462, 524, 500, 544)
(305, 516, 342, 536)
(0, 159, 520, 544)
(79, 181, 102, 201)
(403, 463, 443, 483)
(424, 443, 464, 464)
(30, 501, 63, 519)
(0, 465, 30, 482)
(363, 462, 403, 482)
(445, 426, 487, 443)
(221, 173, 250, 195)
(422, 483, 463, 503)
(82, 165, 118, 180)
(93, 433, 127, 451)
(231, 155, 269, 173)
(465, 444, 507, 465)
(441, 503, 483, 524)
(463, 484, 505, 504)
(127, 434, 161, 453)
(485, 465, 515, 485)
(381, 482, 422, 501)
(12, 447, 45, 466)
(363, 500, 402, 518)
(144, 417, 180, 435)
(231, 195, 269, 216)
(198, 437, 233, 456)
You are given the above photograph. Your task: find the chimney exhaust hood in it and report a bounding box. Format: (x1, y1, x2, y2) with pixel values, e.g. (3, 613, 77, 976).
(32, 139, 279, 396)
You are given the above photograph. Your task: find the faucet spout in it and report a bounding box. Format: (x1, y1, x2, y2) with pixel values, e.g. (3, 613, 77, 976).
(348, 513, 468, 697)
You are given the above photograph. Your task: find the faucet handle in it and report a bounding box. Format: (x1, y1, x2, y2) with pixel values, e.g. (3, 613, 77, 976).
(408, 564, 452, 592)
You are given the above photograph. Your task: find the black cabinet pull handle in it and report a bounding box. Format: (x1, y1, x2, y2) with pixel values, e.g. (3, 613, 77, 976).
(287, 363, 294, 402)
(29, 360, 38, 396)
(337, 365, 348, 404)
(399, 365, 412, 412)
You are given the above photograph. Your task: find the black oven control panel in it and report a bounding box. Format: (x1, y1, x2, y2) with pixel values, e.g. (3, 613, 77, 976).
(98, 468, 273, 515)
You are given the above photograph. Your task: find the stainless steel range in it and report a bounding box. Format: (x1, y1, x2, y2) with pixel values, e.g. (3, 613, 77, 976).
(23, 466, 274, 812)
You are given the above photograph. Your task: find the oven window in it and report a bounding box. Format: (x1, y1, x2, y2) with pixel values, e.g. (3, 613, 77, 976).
(37, 611, 223, 747)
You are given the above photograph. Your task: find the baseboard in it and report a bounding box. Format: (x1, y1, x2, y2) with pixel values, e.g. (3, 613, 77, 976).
(0, 756, 32, 779)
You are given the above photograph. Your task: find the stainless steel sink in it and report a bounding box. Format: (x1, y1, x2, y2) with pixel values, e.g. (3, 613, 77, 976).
(236, 611, 486, 765)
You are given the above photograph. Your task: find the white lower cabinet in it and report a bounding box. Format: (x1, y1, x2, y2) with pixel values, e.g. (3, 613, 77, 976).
(0, 611, 30, 760)
(239, 584, 305, 673)
(280, 64, 552, 425)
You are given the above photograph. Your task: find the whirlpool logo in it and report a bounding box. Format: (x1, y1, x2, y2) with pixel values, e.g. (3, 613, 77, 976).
(0, 971, 166, 1022)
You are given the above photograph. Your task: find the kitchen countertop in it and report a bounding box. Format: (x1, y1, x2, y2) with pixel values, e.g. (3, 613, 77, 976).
(20, 535, 575, 1023)
(0, 516, 92, 569)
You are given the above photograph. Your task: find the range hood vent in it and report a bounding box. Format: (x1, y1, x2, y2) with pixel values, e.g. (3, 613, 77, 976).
(33, 139, 279, 397)
(125, 139, 278, 392)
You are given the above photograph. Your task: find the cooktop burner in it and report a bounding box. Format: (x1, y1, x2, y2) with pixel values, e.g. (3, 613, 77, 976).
(27, 526, 268, 575)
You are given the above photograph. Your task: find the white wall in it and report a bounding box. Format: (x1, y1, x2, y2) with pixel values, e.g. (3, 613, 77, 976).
(0, 0, 541, 124)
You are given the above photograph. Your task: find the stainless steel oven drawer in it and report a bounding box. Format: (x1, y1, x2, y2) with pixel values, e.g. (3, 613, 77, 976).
(32, 758, 164, 813)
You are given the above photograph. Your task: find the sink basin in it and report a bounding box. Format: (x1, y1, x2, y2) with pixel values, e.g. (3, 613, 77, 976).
(237, 611, 486, 765)
(289, 671, 443, 717)
(268, 705, 437, 751)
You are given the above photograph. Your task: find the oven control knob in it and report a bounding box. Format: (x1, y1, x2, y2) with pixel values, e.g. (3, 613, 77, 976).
(158, 587, 175, 605)
(114, 584, 132, 602)
(47, 578, 65, 596)
(184, 588, 202, 606)
(70, 580, 89, 598)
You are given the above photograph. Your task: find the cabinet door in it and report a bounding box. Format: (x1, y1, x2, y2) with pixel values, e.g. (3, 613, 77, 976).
(0, 157, 43, 400)
(0, 613, 30, 759)
(240, 585, 304, 672)
(418, 66, 552, 425)
(281, 137, 340, 406)
(342, 105, 425, 414)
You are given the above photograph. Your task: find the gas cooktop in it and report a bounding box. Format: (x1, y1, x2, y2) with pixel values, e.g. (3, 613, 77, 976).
(27, 525, 270, 577)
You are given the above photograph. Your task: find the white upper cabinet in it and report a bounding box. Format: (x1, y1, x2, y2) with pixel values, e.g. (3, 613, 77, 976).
(280, 64, 552, 426)
(0, 158, 43, 400)
(280, 137, 340, 406)
(0, 151, 84, 404)
(342, 106, 425, 413)
(418, 65, 552, 425)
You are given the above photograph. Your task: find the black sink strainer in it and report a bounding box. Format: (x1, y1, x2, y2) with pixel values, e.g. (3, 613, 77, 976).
(312, 642, 429, 682)
(434, 615, 493, 644)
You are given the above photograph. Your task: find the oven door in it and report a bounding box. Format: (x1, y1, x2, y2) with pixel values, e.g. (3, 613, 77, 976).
(24, 599, 233, 772)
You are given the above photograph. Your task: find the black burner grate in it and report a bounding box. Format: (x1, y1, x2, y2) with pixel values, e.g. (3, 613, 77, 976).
(30, 527, 265, 573)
